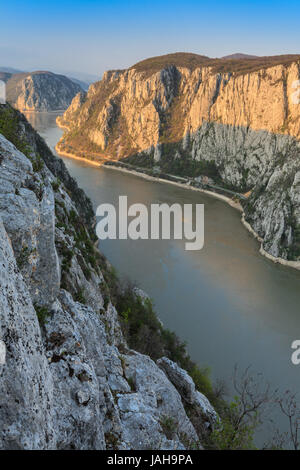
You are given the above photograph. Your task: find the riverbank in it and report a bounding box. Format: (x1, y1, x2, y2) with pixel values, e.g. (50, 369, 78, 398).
(240, 214, 300, 270)
(23, 109, 66, 113)
(103, 162, 244, 211)
(55, 146, 104, 167)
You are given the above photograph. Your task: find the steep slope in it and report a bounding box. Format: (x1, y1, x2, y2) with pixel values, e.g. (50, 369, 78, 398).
(56, 53, 300, 262)
(0, 104, 217, 450)
(6, 71, 82, 111)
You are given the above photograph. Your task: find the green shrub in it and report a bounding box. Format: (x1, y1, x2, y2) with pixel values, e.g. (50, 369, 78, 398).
(74, 288, 87, 304)
(159, 415, 178, 439)
(16, 246, 31, 269)
(0, 105, 31, 157)
(34, 304, 50, 326)
(206, 397, 257, 450)
(127, 376, 136, 391)
(31, 154, 44, 172)
(51, 178, 61, 191)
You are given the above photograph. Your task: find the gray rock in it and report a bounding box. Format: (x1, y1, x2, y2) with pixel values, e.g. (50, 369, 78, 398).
(0, 126, 217, 450)
(157, 357, 218, 428)
(0, 218, 55, 450)
(0, 133, 60, 306)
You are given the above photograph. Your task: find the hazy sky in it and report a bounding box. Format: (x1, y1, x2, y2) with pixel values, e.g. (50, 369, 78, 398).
(1, 0, 300, 80)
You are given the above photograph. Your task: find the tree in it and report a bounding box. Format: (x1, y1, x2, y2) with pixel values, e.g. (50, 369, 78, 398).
(209, 365, 276, 450)
(276, 391, 299, 450)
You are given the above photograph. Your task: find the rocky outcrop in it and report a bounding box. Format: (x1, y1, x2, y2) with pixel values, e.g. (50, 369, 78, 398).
(6, 71, 82, 111)
(56, 53, 300, 262)
(56, 91, 87, 130)
(157, 358, 218, 439)
(0, 104, 216, 449)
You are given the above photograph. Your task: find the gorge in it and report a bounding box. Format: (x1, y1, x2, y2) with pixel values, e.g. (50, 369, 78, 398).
(56, 53, 300, 264)
(1, 51, 300, 450)
(26, 110, 300, 448)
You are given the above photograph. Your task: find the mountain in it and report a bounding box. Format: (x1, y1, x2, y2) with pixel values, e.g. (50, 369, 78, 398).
(0, 66, 24, 74)
(0, 103, 217, 449)
(68, 76, 89, 91)
(0, 72, 12, 83)
(5, 71, 83, 111)
(57, 52, 300, 263)
(56, 70, 99, 85)
(221, 53, 259, 60)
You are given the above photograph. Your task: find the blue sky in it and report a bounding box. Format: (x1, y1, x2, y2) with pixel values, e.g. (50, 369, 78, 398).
(1, 0, 300, 80)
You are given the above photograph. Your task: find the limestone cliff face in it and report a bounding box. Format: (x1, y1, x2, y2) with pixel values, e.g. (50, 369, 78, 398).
(56, 54, 300, 261)
(0, 105, 216, 450)
(57, 59, 300, 158)
(6, 71, 82, 112)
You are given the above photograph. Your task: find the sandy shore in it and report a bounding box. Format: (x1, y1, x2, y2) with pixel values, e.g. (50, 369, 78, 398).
(55, 150, 300, 272)
(55, 146, 103, 167)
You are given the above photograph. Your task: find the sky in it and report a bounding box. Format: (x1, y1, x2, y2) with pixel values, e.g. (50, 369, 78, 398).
(1, 0, 300, 81)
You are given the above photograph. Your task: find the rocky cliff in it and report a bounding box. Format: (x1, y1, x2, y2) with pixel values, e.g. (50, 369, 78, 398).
(0, 104, 217, 450)
(6, 71, 82, 112)
(56, 53, 300, 262)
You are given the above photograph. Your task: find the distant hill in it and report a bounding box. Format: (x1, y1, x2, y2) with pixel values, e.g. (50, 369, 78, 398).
(221, 53, 259, 60)
(6, 71, 83, 111)
(0, 66, 25, 74)
(130, 52, 211, 74)
(68, 77, 89, 91)
(129, 52, 300, 76)
(0, 72, 12, 83)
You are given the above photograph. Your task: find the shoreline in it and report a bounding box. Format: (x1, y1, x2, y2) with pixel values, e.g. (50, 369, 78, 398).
(55, 146, 104, 167)
(103, 163, 244, 211)
(55, 149, 300, 272)
(55, 118, 72, 132)
(22, 109, 66, 114)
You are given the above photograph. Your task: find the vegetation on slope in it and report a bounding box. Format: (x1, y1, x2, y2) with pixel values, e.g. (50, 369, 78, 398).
(102, 270, 298, 450)
(131, 52, 300, 76)
(0, 105, 35, 159)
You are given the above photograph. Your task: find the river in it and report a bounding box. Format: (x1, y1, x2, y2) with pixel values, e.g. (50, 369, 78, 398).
(25, 111, 300, 447)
